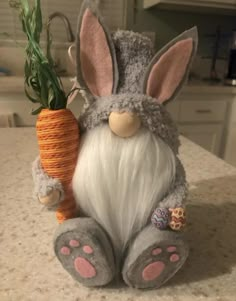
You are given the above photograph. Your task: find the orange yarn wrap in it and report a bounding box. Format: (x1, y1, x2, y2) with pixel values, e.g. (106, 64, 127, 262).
(36, 109, 79, 223)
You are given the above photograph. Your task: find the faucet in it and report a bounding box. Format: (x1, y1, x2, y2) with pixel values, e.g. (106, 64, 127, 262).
(46, 12, 75, 75)
(47, 12, 75, 43)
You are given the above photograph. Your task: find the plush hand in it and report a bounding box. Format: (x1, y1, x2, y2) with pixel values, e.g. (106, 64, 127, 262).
(32, 156, 64, 210)
(151, 207, 186, 231)
(38, 189, 61, 208)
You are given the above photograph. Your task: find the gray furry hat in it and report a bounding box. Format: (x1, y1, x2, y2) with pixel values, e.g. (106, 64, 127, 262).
(76, 0, 198, 154)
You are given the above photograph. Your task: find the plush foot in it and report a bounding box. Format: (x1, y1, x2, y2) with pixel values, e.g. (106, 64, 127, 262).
(122, 225, 189, 289)
(54, 217, 115, 287)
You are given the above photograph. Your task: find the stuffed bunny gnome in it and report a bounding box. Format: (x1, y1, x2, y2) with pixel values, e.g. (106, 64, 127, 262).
(33, 0, 198, 290)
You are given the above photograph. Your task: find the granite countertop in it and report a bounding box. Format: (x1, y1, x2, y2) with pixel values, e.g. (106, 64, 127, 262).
(1, 128, 236, 301)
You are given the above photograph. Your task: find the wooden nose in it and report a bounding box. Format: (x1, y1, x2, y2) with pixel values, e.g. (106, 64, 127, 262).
(108, 111, 141, 138)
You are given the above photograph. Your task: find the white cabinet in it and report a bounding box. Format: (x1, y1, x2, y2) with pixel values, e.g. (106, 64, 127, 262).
(178, 99, 226, 156)
(166, 94, 229, 157)
(0, 77, 84, 127)
(0, 93, 37, 127)
(178, 124, 223, 155)
(0, 92, 84, 127)
(178, 100, 227, 123)
(224, 99, 236, 166)
(224, 126, 236, 165)
(143, 0, 236, 10)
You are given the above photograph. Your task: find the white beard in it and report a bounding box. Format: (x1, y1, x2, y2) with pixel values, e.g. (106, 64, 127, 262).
(72, 125, 176, 252)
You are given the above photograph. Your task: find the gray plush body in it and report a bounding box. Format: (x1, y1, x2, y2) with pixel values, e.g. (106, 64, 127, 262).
(33, 31, 187, 208)
(33, 0, 197, 290)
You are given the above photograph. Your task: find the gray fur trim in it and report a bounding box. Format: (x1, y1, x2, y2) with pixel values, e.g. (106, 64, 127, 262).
(79, 94, 180, 154)
(32, 156, 64, 207)
(159, 156, 188, 208)
(142, 27, 198, 104)
(112, 30, 154, 94)
(76, 0, 119, 99)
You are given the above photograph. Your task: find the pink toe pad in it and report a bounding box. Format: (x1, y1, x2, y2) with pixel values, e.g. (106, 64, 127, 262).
(74, 257, 97, 278)
(170, 254, 180, 262)
(60, 247, 71, 255)
(142, 261, 165, 281)
(152, 248, 162, 256)
(69, 240, 80, 247)
(83, 245, 94, 254)
(167, 246, 177, 253)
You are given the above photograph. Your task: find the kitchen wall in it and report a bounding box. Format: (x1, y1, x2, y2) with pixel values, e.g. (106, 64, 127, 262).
(132, 3, 235, 50)
(0, 42, 75, 76)
(131, 2, 236, 80)
(1, 2, 236, 78)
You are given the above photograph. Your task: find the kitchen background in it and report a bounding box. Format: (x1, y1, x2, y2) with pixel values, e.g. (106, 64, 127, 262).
(1, 0, 236, 167)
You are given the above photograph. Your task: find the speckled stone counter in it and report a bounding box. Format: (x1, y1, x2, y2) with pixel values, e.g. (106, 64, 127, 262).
(1, 128, 236, 301)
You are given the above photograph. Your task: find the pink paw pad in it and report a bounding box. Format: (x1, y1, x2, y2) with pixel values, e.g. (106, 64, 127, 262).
(74, 257, 97, 278)
(69, 240, 80, 247)
(152, 248, 162, 256)
(142, 261, 165, 281)
(167, 246, 177, 253)
(83, 245, 94, 254)
(170, 254, 180, 262)
(60, 246, 71, 255)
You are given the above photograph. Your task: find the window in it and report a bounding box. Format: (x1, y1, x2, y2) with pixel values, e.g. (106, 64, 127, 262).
(0, 0, 127, 44)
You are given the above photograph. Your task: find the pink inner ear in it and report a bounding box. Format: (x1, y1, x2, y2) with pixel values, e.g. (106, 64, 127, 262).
(80, 9, 113, 96)
(146, 39, 193, 103)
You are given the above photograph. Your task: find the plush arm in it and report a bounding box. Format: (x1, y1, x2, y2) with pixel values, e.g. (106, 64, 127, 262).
(32, 156, 64, 210)
(159, 156, 188, 209)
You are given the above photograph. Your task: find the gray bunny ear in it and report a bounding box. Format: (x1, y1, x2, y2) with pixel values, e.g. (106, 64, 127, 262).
(143, 27, 198, 104)
(76, 0, 119, 97)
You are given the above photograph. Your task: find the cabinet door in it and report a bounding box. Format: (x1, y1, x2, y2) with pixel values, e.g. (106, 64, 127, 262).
(178, 124, 223, 156)
(224, 126, 236, 167)
(0, 93, 37, 127)
(166, 102, 179, 122)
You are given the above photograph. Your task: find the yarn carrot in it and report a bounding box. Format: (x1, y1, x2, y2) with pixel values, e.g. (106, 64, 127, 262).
(13, 0, 79, 222)
(36, 109, 79, 223)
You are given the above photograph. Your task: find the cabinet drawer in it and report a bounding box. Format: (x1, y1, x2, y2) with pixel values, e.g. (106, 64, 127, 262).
(0, 95, 36, 127)
(179, 101, 227, 123)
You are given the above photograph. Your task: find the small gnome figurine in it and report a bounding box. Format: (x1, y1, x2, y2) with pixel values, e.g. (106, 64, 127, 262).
(33, 0, 197, 289)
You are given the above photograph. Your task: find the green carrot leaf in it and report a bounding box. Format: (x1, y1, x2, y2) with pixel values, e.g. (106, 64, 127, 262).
(24, 85, 40, 103)
(9, 0, 68, 114)
(31, 106, 44, 115)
